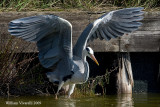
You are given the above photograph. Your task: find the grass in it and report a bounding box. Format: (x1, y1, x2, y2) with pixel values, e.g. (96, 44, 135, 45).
(113, 0, 160, 8)
(0, 0, 160, 11)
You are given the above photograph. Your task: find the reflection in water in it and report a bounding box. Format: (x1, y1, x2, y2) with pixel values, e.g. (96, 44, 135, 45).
(56, 97, 76, 107)
(57, 94, 134, 107)
(116, 94, 133, 107)
(1, 93, 160, 107)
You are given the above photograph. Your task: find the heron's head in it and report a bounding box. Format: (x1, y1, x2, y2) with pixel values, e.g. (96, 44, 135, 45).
(85, 47, 99, 66)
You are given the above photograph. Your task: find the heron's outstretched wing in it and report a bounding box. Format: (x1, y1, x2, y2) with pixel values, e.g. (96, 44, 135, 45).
(73, 7, 144, 58)
(8, 15, 72, 68)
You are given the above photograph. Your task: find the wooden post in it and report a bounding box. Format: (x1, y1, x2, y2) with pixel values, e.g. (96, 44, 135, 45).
(117, 53, 134, 94)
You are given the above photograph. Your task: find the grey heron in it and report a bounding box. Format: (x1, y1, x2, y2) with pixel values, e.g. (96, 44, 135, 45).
(8, 7, 144, 98)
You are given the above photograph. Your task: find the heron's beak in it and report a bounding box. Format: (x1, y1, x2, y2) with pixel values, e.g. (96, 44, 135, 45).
(90, 54, 99, 66)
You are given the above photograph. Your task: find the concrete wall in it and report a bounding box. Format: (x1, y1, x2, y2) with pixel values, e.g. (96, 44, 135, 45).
(0, 11, 160, 52)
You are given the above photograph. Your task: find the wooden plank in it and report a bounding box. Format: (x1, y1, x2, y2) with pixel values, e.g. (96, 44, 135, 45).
(0, 11, 160, 52)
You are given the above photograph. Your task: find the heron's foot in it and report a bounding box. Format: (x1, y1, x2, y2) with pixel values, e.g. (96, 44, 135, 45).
(55, 94, 58, 99)
(67, 95, 71, 99)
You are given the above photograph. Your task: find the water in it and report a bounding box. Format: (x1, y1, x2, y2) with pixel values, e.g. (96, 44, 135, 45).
(0, 93, 160, 107)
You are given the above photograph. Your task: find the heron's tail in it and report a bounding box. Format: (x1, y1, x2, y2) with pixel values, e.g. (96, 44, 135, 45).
(46, 72, 59, 84)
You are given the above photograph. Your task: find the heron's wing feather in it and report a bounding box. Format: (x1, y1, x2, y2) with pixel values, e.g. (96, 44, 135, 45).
(73, 7, 144, 58)
(8, 15, 72, 68)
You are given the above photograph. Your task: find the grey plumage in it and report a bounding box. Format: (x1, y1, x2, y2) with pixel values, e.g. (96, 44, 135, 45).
(8, 7, 144, 98)
(73, 7, 144, 58)
(9, 15, 72, 69)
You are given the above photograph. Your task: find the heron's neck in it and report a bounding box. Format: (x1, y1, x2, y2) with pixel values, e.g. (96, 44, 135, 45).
(73, 24, 94, 58)
(82, 51, 87, 62)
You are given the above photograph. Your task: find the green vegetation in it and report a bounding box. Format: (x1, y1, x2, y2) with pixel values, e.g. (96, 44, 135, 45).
(0, 0, 160, 11)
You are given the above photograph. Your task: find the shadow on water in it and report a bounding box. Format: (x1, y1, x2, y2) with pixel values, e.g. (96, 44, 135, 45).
(1, 93, 160, 107)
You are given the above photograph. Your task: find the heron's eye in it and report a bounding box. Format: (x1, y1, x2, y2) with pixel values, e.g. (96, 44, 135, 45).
(86, 48, 89, 52)
(86, 48, 90, 54)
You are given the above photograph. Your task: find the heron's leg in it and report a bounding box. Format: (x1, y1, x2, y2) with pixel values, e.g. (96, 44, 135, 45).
(55, 81, 64, 99)
(68, 84, 75, 98)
